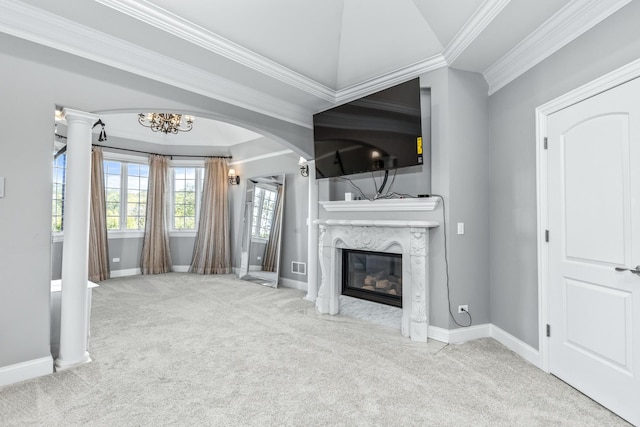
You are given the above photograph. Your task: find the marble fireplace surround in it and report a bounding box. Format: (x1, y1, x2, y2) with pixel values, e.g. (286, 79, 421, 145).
(314, 199, 439, 342)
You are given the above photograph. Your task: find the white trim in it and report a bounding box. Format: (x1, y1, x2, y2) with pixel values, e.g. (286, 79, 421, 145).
(319, 197, 440, 213)
(228, 149, 293, 166)
(169, 159, 205, 167)
(278, 277, 307, 292)
(0, 356, 53, 387)
(51, 233, 64, 244)
(428, 324, 540, 366)
(94, 0, 335, 102)
(0, 0, 311, 128)
(427, 325, 452, 344)
(171, 265, 190, 273)
(107, 231, 145, 239)
(428, 324, 491, 343)
(110, 268, 142, 278)
(484, 0, 631, 95)
(490, 324, 540, 367)
(102, 150, 149, 163)
(443, 0, 511, 65)
(334, 55, 448, 105)
(169, 230, 197, 238)
(535, 57, 640, 373)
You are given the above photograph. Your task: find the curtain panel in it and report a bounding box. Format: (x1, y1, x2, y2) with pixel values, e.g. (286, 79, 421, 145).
(190, 157, 231, 274)
(141, 155, 173, 274)
(88, 147, 110, 282)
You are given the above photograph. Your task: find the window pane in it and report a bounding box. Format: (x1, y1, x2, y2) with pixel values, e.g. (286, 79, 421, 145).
(52, 154, 66, 232)
(125, 161, 147, 230)
(172, 167, 199, 230)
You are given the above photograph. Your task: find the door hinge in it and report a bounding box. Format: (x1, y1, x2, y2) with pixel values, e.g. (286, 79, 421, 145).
(546, 324, 551, 337)
(545, 230, 549, 242)
(544, 137, 548, 149)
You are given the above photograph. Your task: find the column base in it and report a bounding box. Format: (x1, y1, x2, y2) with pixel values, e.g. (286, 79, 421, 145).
(54, 352, 91, 371)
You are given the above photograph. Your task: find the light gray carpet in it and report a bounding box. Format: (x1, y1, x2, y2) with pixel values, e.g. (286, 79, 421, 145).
(0, 273, 628, 426)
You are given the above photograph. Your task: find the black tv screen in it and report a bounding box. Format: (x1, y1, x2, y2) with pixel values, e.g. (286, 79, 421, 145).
(313, 78, 423, 179)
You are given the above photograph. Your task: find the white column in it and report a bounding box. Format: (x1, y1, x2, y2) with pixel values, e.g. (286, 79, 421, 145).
(55, 108, 98, 370)
(305, 160, 319, 301)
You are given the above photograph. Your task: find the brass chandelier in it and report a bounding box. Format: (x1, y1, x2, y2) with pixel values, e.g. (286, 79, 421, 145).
(138, 113, 194, 134)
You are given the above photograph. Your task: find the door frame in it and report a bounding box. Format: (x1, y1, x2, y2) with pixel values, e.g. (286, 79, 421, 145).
(535, 58, 640, 372)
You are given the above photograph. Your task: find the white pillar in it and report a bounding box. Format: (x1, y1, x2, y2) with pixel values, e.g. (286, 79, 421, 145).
(305, 160, 319, 301)
(55, 108, 98, 370)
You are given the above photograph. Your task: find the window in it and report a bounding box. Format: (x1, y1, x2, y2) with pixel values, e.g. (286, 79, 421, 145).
(104, 159, 149, 231)
(52, 154, 66, 232)
(172, 167, 204, 230)
(251, 186, 277, 239)
(126, 163, 148, 230)
(104, 160, 122, 230)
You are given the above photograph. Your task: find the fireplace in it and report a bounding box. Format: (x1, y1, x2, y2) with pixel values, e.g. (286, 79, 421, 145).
(342, 249, 402, 307)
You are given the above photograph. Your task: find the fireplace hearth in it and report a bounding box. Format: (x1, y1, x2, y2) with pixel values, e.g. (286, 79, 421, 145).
(342, 249, 402, 307)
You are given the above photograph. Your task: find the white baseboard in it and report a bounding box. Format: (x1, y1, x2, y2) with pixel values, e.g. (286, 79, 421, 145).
(428, 323, 540, 368)
(490, 324, 540, 367)
(172, 265, 190, 273)
(109, 268, 141, 278)
(429, 324, 491, 344)
(278, 277, 307, 292)
(0, 356, 53, 387)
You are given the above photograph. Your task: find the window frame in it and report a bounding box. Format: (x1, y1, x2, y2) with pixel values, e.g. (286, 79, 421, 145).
(169, 159, 205, 236)
(103, 152, 149, 238)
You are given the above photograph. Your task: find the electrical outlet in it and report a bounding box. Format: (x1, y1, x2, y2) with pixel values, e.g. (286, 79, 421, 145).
(458, 305, 468, 314)
(113, 257, 120, 263)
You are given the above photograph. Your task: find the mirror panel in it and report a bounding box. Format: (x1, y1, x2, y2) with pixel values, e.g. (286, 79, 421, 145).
(238, 174, 285, 287)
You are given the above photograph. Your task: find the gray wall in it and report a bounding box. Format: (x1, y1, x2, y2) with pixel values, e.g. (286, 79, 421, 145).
(319, 68, 491, 329)
(489, 1, 640, 348)
(0, 32, 310, 371)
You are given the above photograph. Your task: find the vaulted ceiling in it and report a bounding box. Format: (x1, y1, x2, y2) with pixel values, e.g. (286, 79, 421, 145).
(0, 0, 630, 132)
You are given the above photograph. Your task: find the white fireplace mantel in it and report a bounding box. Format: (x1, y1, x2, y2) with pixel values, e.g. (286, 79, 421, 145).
(319, 197, 440, 213)
(314, 218, 439, 342)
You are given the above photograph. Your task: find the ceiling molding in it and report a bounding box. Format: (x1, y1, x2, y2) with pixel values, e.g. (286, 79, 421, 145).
(334, 55, 448, 105)
(443, 0, 511, 65)
(95, 0, 335, 102)
(228, 149, 294, 166)
(483, 0, 632, 95)
(0, 0, 313, 128)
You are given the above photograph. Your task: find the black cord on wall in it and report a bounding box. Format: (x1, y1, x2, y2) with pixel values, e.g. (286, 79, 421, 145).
(430, 193, 472, 328)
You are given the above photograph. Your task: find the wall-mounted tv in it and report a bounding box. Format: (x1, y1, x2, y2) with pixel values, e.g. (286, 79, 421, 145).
(313, 78, 423, 179)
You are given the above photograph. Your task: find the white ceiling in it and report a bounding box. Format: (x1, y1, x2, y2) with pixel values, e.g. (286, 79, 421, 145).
(0, 0, 631, 144)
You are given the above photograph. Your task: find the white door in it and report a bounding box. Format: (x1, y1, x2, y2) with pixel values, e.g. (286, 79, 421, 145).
(547, 77, 640, 424)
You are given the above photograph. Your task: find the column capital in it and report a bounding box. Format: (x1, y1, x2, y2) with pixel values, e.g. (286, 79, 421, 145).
(62, 108, 99, 125)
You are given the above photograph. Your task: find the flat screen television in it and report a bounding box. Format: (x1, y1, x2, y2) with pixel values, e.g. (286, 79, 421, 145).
(313, 78, 423, 179)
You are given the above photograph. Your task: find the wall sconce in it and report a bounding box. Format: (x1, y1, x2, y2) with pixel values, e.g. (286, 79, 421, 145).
(228, 168, 240, 185)
(299, 157, 309, 177)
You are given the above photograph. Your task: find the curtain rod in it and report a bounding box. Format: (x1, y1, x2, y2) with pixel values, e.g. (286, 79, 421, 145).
(91, 143, 232, 160)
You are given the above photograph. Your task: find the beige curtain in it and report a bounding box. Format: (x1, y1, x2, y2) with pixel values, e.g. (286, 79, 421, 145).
(88, 147, 110, 282)
(190, 157, 231, 274)
(141, 155, 172, 274)
(262, 185, 283, 272)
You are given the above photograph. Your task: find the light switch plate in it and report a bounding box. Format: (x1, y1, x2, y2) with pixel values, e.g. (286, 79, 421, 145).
(457, 222, 464, 235)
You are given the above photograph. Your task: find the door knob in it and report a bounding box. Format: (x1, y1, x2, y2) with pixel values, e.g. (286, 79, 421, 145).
(614, 265, 640, 275)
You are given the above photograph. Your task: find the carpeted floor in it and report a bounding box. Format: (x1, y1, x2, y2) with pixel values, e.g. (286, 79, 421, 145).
(0, 273, 629, 426)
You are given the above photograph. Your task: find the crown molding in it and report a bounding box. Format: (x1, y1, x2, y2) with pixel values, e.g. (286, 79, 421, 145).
(483, 0, 631, 95)
(95, 0, 335, 102)
(443, 0, 511, 65)
(228, 149, 294, 166)
(0, 0, 313, 128)
(334, 54, 448, 105)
